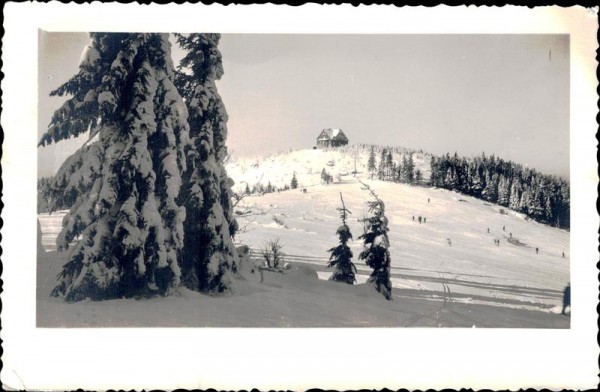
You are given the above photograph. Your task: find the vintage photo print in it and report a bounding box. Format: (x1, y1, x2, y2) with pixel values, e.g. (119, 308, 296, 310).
(36, 31, 571, 328)
(2, 3, 598, 390)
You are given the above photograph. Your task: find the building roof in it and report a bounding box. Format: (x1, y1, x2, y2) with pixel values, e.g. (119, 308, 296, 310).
(318, 128, 346, 140)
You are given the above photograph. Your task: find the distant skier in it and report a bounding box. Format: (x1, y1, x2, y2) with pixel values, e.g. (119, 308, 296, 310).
(503, 225, 505, 231)
(428, 198, 430, 203)
(423, 217, 426, 223)
(562, 252, 565, 258)
(509, 232, 512, 238)
(487, 228, 490, 233)
(562, 283, 570, 315)
(535, 247, 539, 254)
(412, 216, 415, 221)
(418, 216, 422, 224)
(447, 238, 452, 246)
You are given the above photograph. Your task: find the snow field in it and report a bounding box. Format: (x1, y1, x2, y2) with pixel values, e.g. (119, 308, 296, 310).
(229, 148, 569, 314)
(36, 245, 568, 328)
(37, 147, 569, 327)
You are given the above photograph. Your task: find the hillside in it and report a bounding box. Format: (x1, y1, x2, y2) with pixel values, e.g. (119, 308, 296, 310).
(38, 147, 570, 327)
(225, 145, 431, 193)
(231, 177, 569, 314)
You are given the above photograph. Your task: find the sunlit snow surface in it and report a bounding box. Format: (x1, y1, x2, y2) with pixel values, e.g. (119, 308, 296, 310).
(37, 147, 570, 327)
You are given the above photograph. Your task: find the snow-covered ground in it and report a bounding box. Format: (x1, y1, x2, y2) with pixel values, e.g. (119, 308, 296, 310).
(225, 145, 431, 193)
(37, 147, 570, 327)
(228, 147, 570, 309)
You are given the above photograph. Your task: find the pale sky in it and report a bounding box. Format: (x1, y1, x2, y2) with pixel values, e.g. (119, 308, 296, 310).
(38, 32, 569, 178)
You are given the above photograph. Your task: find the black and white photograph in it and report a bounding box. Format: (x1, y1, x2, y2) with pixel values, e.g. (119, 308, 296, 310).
(36, 31, 572, 328)
(2, 3, 598, 391)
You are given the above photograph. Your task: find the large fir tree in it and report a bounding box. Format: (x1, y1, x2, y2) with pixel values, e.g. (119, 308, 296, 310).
(39, 33, 239, 301)
(41, 33, 190, 301)
(174, 33, 239, 293)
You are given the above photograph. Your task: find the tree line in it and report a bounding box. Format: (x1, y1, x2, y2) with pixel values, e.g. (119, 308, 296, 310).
(367, 145, 423, 185)
(430, 152, 569, 229)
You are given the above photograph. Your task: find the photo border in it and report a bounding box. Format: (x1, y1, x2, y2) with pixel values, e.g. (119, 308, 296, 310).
(2, 3, 598, 390)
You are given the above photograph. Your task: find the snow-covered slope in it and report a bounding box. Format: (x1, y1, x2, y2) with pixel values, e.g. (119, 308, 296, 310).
(224, 146, 569, 313)
(232, 177, 569, 314)
(225, 145, 431, 192)
(37, 146, 569, 327)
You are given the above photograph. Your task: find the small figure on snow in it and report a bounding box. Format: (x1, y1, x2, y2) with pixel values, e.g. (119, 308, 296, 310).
(423, 217, 426, 223)
(535, 247, 539, 254)
(503, 225, 505, 231)
(487, 228, 490, 233)
(428, 198, 430, 203)
(418, 216, 422, 224)
(562, 251, 565, 258)
(562, 283, 570, 315)
(509, 232, 512, 238)
(447, 238, 452, 247)
(412, 216, 415, 221)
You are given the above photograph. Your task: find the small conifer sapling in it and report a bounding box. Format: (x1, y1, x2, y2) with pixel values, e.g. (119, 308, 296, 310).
(327, 192, 357, 284)
(358, 181, 393, 300)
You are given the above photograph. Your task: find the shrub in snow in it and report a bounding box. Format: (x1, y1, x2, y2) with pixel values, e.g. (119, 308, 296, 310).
(358, 182, 393, 300)
(327, 193, 357, 284)
(261, 238, 285, 269)
(321, 168, 333, 184)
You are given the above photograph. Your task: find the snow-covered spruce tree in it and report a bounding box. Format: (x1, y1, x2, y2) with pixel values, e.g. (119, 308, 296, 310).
(41, 139, 107, 222)
(174, 33, 239, 293)
(400, 155, 409, 183)
(367, 146, 377, 172)
(290, 172, 299, 189)
(405, 153, 415, 184)
(327, 192, 357, 284)
(41, 33, 189, 301)
(415, 169, 423, 184)
(377, 149, 387, 180)
(358, 182, 393, 300)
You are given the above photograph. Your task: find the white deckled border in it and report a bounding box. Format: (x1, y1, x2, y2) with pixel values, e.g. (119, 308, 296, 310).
(2, 4, 598, 391)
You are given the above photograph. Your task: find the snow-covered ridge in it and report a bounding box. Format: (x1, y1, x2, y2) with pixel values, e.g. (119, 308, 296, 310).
(225, 144, 431, 193)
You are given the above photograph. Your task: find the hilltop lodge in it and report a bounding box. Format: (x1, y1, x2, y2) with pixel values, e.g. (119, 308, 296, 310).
(316, 128, 349, 148)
